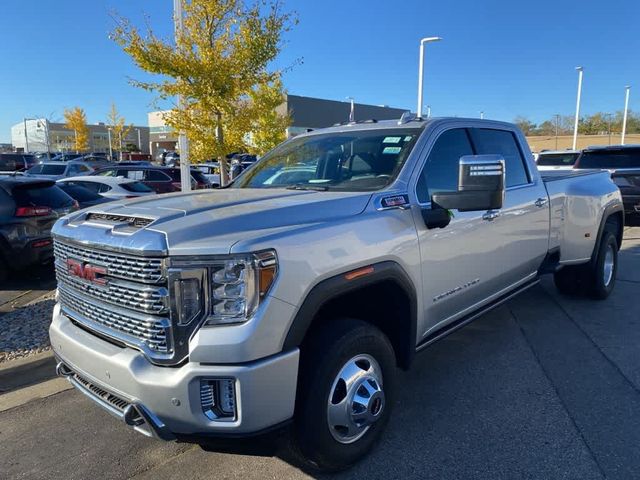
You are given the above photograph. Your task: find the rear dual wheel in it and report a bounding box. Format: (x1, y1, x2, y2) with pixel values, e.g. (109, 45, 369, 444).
(553, 231, 618, 300)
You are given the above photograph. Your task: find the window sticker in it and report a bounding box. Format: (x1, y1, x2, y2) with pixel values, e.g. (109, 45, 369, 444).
(383, 146, 402, 154)
(383, 136, 402, 144)
(404, 136, 413, 142)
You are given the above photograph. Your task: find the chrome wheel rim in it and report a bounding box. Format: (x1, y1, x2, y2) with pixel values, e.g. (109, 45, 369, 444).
(603, 245, 615, 287)
(327, 354, 385, 444)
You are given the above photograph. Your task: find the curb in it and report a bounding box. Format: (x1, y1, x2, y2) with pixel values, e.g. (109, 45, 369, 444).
(0, 350, 56, 394)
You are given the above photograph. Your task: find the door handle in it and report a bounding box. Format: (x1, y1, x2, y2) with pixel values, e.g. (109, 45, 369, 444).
(534, 197, 548, 208)
(482, 210, 500, 221)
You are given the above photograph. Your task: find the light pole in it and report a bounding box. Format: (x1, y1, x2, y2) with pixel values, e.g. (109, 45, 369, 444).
(572, 66, 584, 150)
(426, 105, 431, 118)
(23, 118, 30, 153)
(174, 0, 191, 191)
(622, 85, 631, 145)
(346, 97, 355, 122)
(136, 128, 142, 152)
(554, 114, 560, 150)
(107, 128, 113, 160)
(416, 36, 442, 117)
(480, 111, 484, 120)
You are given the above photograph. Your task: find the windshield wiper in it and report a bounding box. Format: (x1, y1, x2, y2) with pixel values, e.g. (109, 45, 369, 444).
(285, 184, 330, 191)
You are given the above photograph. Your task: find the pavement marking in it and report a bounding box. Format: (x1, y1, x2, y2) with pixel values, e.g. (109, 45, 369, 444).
(0, 377, 72, 412)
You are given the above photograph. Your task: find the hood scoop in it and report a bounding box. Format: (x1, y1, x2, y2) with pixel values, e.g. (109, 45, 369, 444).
(81, 212, 156, 234)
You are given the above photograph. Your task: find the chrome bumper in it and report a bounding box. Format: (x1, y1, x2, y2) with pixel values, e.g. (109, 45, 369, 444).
(50, 304, 300, 438)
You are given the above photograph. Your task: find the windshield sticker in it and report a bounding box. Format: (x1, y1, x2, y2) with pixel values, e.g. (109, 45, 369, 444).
(383, 136, 402, 144)
(404, 136, 413, 142)
(383, 146, 402, 154)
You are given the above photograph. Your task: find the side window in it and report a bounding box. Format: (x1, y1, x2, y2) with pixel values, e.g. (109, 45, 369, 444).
(126, 170, 144, 180)
(98, 184, 112, 193)
(469, 129, 529, 187)
(77, 182, 101, 194)
(145, 170, 170, 181)
(416, 128, 474, 203)
(97, 169, 116, 177)
(67, 165, 79, 175)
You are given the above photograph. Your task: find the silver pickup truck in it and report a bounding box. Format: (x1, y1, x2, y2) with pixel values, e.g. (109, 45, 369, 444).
(50, 116, 623, 471)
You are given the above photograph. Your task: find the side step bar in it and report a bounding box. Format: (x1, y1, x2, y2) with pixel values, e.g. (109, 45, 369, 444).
(416, 279, 539, 352)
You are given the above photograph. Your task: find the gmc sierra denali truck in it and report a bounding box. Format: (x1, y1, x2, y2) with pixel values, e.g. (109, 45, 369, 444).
(50, 116, 624, 471)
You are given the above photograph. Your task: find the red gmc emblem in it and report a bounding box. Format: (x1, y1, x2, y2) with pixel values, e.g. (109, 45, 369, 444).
(66, 258, 108, 286)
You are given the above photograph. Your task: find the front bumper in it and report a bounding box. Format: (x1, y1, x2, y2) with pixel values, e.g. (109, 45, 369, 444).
(50, 304, 299, 439)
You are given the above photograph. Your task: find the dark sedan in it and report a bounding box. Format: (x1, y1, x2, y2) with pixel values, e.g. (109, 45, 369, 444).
(0, 176, 78, 281)
(92, 166, 210, 193)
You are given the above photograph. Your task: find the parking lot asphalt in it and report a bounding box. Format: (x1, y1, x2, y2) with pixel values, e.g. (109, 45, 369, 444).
(1, 228, 638, 480)
(0, 264, 55, 314)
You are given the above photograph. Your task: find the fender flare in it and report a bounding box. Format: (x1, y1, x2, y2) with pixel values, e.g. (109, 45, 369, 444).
(590, 203, 624, 266)
(282, 261, 418, 368)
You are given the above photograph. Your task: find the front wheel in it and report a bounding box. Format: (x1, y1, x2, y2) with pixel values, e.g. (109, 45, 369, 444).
(292, 318, 397, 472)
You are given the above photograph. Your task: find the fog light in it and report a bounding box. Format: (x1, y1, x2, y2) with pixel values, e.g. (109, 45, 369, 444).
(200, 378, 237, 421)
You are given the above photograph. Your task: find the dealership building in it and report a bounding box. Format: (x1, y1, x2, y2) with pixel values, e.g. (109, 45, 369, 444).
(148, 94, 409, 158)
(11, 119, 150, 154)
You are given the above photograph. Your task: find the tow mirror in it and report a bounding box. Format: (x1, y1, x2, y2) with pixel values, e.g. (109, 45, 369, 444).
(431, 155, 505, 213)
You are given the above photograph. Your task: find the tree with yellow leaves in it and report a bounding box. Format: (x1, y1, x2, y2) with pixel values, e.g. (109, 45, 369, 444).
(106, 103, 133, 158)
(111, 0, 295, 183)
(63, 107, 89, 153)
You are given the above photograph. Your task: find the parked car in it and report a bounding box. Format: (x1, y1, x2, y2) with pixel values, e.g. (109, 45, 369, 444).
(57, 183, 112, 208)
(164, 152, 180, 167)
(26, 161, 94, 180)
(50, 116, 624, 471)
(535, 150, 580, 171)
(92, 165, 210, 193)
(0, 153, 35, 172)
(50, 153, 85, 162)
(229, 153, 257, 179)
(78, 154, 113, 170)
(57, 176, 156, 200)
(0, 176, 77, 280)
(574, 144, 640, 222)
(117, 161, 153, 167)
(194, 162, 221, 187)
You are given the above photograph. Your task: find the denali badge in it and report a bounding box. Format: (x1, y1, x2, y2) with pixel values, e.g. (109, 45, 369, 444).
(66, 258, 108, 286)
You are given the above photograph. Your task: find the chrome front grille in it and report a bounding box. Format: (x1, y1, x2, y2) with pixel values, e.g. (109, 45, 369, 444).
(53, 241, 164, 284)
(54, 239, 173, 362)
(55, 261, 168, 315)
(58, 288, 171, 353)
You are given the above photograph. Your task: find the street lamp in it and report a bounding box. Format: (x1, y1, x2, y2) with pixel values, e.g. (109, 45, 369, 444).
(107, 127, 113, 160)
(426, 105, 431, 118)
(416, 36, 442, 117)
(174, 0, 192, 191)
(480, 111, 484, 120)
(554, 114, 560, 150)
(622, 86, 631, 145)
(572, 66, 584, 150)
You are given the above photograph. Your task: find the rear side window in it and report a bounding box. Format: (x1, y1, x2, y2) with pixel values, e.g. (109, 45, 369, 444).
(537, 153, 579, 167)
(145, 170, 171, 181)
(68, 181, 101, 194)
(13, 184, 74, 208)
(469, 129, 530, 187)
(122, 182, 153, 193)
(578, 150, 640, 169)
(95, 169, 117, 177)
(417, 128, 474, 203)
(59, 184, 102, 202)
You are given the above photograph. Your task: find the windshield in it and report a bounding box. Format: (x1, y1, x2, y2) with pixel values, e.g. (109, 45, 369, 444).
(233, 128, 421, 191)
(578, 150, 640, 169)
(27, 164, 66, 175)
(537, 153, 579, 167)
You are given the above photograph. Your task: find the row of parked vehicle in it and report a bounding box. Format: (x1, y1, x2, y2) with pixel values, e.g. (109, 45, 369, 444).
(535, 144, 640, 222)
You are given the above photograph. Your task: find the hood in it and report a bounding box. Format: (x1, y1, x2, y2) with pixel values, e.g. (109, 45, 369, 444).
(54, 188, 372, 255)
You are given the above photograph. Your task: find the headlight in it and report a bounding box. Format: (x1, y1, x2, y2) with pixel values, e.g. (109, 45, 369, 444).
(206, 251, 277, 325)
(169, 250, 278, 329)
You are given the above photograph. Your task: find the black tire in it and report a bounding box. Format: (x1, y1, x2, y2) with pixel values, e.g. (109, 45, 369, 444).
(553, 264, 583, 295)
(292, 318, 397, 472)
(585, 231, 618, 300)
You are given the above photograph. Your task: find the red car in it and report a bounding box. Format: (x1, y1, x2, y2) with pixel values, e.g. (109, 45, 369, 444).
(92, 166, 211, 193)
